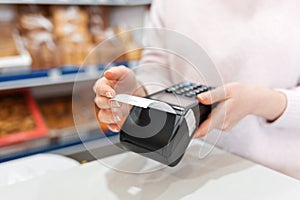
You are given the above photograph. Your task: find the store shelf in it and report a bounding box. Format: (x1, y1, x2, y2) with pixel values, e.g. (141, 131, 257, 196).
(0, 1, 145, 164)
(0, 62, 128, 90)
(0, 0, 151, 6)
(0, 66, 99, 90)
(0, 131, 118, 162)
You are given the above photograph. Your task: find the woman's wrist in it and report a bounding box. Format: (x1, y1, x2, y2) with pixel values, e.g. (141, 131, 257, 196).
(253, 87, 287, 121)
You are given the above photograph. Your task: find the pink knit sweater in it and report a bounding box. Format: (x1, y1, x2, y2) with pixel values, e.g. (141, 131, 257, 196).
(137, 0, 300, 179)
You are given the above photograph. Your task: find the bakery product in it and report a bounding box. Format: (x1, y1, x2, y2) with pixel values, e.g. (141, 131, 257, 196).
(0, 93, 36, 137)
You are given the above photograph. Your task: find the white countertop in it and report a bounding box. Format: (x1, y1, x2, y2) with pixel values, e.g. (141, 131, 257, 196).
(0, 140, 299, 200)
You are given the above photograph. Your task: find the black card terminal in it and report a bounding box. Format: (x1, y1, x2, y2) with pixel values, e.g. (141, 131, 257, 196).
(119, 82, 214, 166)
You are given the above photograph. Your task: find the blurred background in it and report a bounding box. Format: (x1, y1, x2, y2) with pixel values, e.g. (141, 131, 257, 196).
(0, 0, 151, 163)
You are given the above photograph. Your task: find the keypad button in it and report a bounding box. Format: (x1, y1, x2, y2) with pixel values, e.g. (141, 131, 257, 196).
(179, 89, 185, 93)
(166, 87, 176, 93)
(184, 87, 191, 92)
(185, 93, 194, 97)
(193, 85, 200, 89)
(165, 82, 213, 98)
(194, 89, 201, 94)
(179, 82, 193, 87)
(188, 86, 194, 90)
(202, 86, 208, 91)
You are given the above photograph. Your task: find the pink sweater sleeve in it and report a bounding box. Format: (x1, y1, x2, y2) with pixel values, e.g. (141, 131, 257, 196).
(265, 86, 300, 130)
(264, 83, 300, 130)
(136, 0, 174, 94)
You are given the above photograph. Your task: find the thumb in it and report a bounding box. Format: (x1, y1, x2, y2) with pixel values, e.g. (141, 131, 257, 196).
(104, 65, 129, 81)
(197, 86, 226, 105)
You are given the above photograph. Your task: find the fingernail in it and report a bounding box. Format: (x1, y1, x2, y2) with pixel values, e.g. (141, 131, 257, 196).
(198, 93, 208, 101)
(110, 126, 120, 132)
(106, 91, 115, 98)
(104, 70, 112, 75)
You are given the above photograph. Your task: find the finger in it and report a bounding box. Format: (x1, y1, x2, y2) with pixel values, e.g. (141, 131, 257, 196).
(98, 109, 123, 124)
(194, 115, 213, 138)
(197, 86, 227, 105)
(94, 96, 120, 109)
(94, 79, 116, 98)
(194, 102, 227, 137)
(104, 65, 129, 81)
(107, 124, 121, 132)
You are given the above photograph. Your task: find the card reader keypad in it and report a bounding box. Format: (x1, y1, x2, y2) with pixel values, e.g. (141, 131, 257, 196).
(165, 82, 213, 98)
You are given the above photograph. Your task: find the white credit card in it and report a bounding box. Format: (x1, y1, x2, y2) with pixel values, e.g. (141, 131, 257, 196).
(112, 94, 176, 114)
